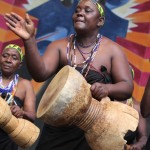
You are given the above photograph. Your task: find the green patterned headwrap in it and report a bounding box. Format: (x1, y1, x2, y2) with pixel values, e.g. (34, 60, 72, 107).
(95, 2, 104, 16)
(78, 0, 105, 17)
(4, 44, 24, 62)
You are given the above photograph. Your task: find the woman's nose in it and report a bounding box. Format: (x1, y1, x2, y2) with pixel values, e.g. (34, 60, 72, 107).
(6, 56, 12, 62)
(76, 10, 84, 16)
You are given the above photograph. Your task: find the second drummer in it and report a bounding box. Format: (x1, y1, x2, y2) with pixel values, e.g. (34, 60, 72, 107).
(0, 44, 36, 150)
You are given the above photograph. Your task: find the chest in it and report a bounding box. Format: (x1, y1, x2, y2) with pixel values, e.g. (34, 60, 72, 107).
(63, 46, 112, 74)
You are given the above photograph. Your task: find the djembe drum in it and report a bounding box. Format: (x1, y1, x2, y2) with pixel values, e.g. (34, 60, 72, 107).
(37, 65, 139, 150)
(0, 97, 40, 149)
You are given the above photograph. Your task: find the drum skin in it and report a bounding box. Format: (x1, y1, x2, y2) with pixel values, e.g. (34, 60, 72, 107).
(37, 65, 92, 126)
(37, 65, 139, 150)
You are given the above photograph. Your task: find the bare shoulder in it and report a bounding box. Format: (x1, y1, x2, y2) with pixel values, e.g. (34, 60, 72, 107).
(47, 36, 70, 49)
(18, 77, 33, 88)
(102, 36, 125, 55)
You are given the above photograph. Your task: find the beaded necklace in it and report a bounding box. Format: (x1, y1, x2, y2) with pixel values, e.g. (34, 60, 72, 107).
(67, 35, 76, 67)
(0, 72, 19, 105)
(76, 39, 96, 49)
(76, 42, 94, 55)
(67, 33, 102, 77)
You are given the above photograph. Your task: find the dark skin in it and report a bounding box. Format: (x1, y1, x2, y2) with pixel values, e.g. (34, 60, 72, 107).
(131, 99, 147, 150)
(141, 76, 150, 118)
(4, 0, 133, 101)
(120, 98, 147, 150)
(0, 48, 36, 122)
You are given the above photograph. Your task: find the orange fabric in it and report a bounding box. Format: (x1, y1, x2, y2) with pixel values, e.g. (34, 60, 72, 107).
(127, 11, 150, 23)
(0, 29, 7, 41)
(126, 32, 150, 47)
(31, 80, 44, 94)
(134, 0, 150, 3)
(0, 1, 38, 23)
(0, 29, 19, 42)
(133, 81, 145, 102)
(122, 47, 150, 72)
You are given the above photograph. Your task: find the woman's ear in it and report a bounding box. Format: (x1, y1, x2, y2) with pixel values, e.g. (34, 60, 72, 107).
(97, 17, 105, 27)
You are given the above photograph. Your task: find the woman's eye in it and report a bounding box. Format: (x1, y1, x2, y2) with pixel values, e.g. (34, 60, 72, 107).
(12, 56, 18, 60)
(2, 54, 8, 58)
(85, 8, 92, 12)
(74, 7, 93, 14)
(75, 8, 80, 13)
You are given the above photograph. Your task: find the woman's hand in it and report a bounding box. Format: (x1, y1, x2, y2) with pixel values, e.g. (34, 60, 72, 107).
(129, 143, 144, 150)
(90, 82, 109, 100)
(4, 12, 35, 40)
(10, 105, 24, 118)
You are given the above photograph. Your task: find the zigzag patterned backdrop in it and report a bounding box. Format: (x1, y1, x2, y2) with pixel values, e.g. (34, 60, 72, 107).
(0, 0, 149, 102)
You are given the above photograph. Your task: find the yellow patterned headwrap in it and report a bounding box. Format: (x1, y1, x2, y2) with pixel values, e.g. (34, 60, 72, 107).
(4, 44, 24, 62)
(78, 0, 105, 17)
(95, 2, 104, 16)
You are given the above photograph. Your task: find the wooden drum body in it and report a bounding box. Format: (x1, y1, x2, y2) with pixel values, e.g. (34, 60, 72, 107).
(37, 65, 139, 150)
(37, 65, 92, 126)
(0, 97, 40, 149)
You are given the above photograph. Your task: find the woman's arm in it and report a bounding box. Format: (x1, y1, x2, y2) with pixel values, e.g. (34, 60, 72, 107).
(141, 76, 150, 117)
(91, 41, 133, 101)
(130, 99, 148, 149)
(11, 79, 36, 122)
(4, 12, 60, 82)
(109, 44, 133, 100)
(22, 79, 36, 122)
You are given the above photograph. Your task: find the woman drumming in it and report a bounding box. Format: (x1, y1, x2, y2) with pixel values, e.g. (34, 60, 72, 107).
(4, 0, 133, 149)
(0, 44, 36, 150)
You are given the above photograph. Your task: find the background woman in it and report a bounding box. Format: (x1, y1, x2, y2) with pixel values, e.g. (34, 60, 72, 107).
(0, 44, 36, 150)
